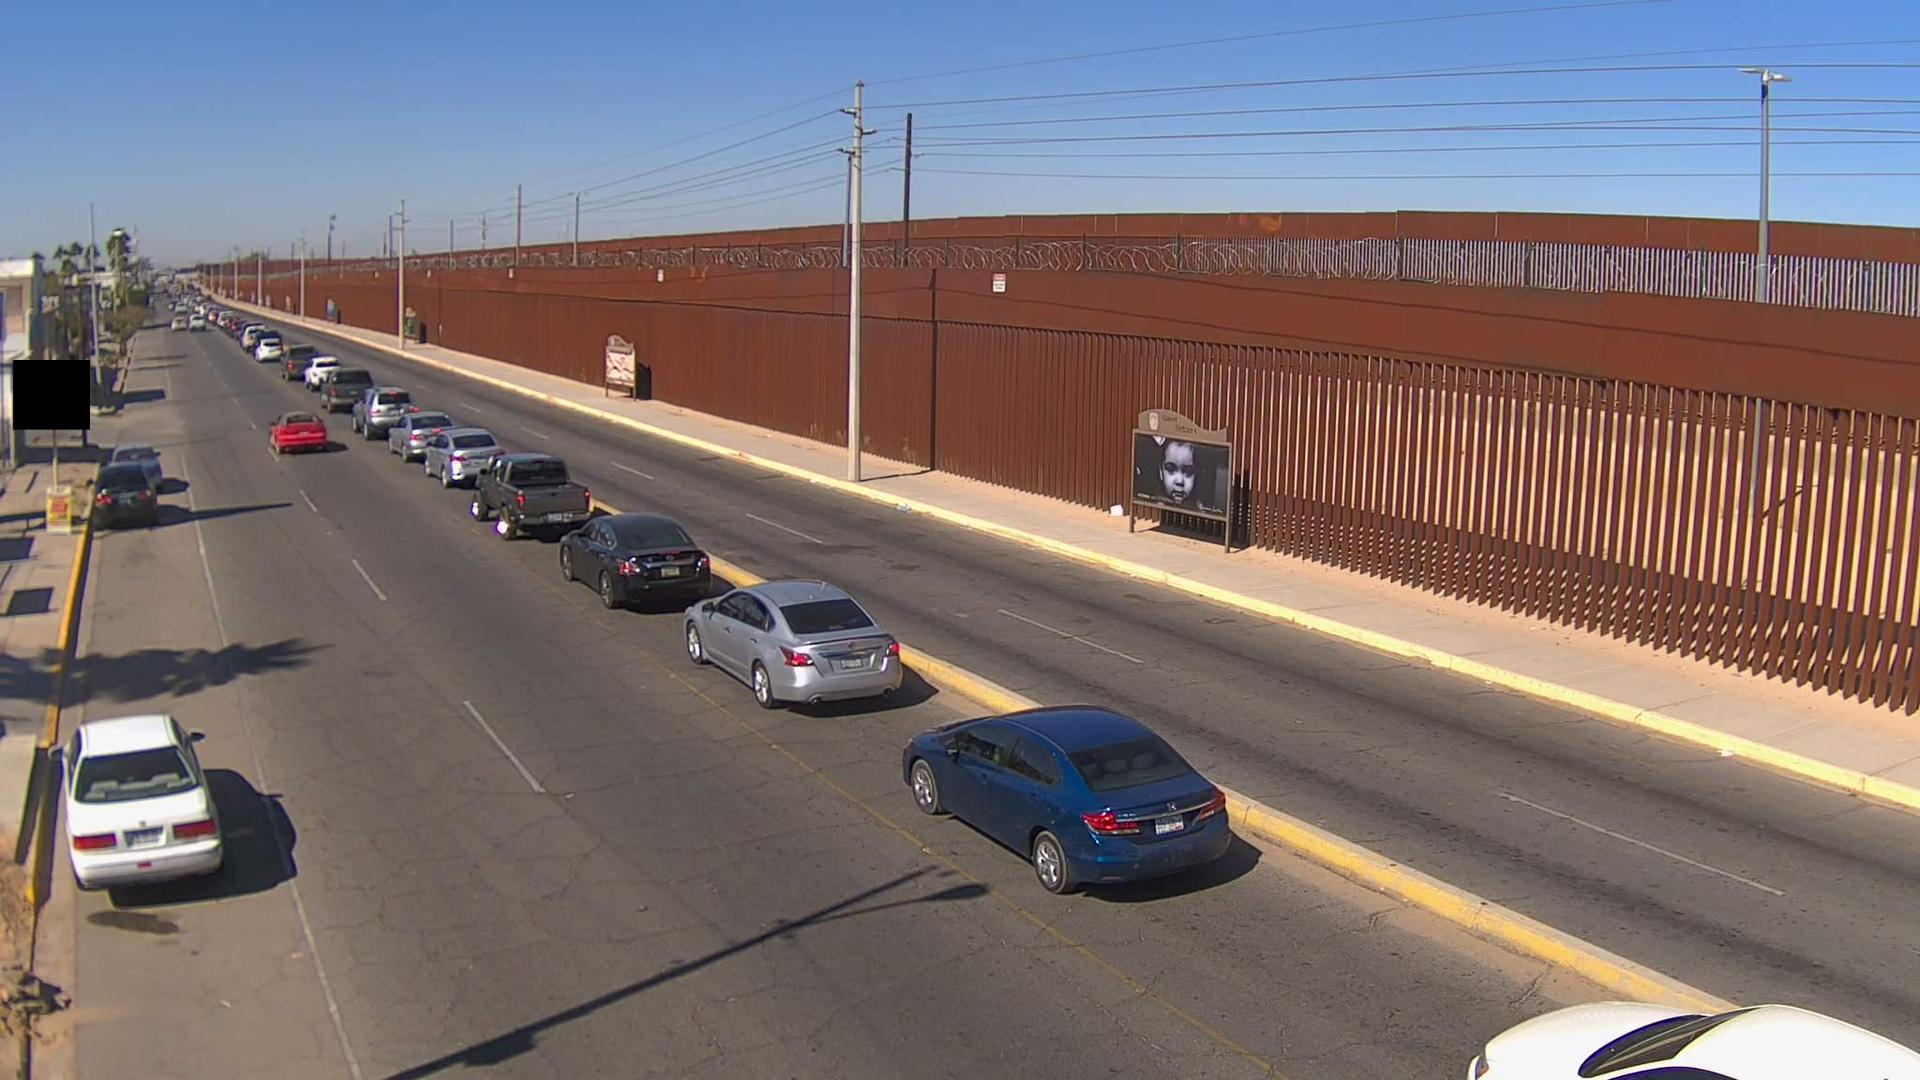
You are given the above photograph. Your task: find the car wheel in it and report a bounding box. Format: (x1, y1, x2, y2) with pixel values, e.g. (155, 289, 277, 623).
(751, 663, 778, 710)
(497, 516, 518, 541)
(560, 546, 574, 582)
(270, 440, 281, 456)
(910, 759, 943, 815)
(440, 467, 452, 489)
(685, 623, 706, 665)
(469, 497, 488, 521)
(599, 572, 618, 610)
(1032, 831, 1073, 895)
(424, 458, 434, 476)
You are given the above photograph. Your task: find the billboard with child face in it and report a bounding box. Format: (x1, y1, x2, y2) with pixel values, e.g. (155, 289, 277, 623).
(1130, 410, 1230, 520)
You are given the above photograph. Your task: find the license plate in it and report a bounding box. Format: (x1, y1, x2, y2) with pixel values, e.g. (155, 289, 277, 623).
(126, 827, 164, 847)
(659, 565, 682, 577)
(543, 512, 574, 523)
(1154, 817, 1186, 836)
(834, 658, 867, 672)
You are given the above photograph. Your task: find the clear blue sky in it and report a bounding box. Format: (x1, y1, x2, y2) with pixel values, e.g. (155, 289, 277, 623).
(14, 0, 1918, 265)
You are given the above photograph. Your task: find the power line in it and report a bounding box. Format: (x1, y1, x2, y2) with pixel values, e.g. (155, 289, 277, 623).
(917, 166, 1920, 180)
(921, 136, 1920, 160)
(870, 63, 1920, 111)
(865, 0, 1680, 86)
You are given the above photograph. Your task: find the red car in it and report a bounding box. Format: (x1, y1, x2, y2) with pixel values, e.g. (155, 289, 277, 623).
(269, 411, 329, 455)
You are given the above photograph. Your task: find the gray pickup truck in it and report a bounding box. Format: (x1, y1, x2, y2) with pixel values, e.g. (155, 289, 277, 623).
(467, 453, 593, 540)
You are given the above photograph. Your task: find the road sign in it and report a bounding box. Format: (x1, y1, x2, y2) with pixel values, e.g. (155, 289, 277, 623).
(45, 484, 73, 534)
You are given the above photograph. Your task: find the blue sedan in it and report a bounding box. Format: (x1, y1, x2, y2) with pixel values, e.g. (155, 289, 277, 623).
(902, 706, 1230, 894)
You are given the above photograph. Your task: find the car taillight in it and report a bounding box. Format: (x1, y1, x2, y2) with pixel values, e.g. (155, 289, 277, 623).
(617, 558, 642, 577)
(1082, 810, 1141, 836)
(94, 492, 112, 506)
(582, 488, 591, 507)
(885, 640, 901, 657)
(779, 646, 814, 667)
(515, 492, 525, 508)
(73, 833, 117, 851)
(174, 819, 217, 840)
(1194, 788, 1227, 823)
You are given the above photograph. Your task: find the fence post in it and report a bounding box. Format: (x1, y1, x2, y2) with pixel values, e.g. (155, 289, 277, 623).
(1080, 233, 1089, 271)
(1523, 241, 1535, 289)
(1174, 234, 1183, 273)
(942, 237, 951, 267)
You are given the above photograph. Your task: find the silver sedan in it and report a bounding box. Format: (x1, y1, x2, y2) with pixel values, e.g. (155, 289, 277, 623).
(387, 411, 457, 461)
(684, 580, 902, 709)
(421, 428, 501, 488)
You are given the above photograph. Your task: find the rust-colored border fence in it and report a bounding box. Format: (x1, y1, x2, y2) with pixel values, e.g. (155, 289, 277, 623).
(306, 234, 1920, 317)
(931, 325, 1920, 712)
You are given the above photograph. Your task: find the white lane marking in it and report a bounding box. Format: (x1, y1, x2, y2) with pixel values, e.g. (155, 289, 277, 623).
(298, 489, 319, 514)
(1496, 792, 1785, 897)
(745, 512, 824, 545)
(247, 417, 259, 431)
(349, 558, 389, 602)
(611, 461, 655, 480)
(462, 701, 547, 794)
(458, 400, 485, 412)
(996, 608, 1145, 664)
(520, 426, 552, 440)
(180, 453, 366, 1080)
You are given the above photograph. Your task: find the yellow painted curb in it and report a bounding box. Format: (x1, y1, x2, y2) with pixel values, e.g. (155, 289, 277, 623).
(237, 301, 1920, 812)
(25, 518, 94, 913)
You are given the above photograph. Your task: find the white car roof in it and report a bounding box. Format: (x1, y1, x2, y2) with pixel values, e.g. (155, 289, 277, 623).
(311, 355, 340, 364)
(78, 714, 179, 756)
(1678, 1006, 1920, 1077)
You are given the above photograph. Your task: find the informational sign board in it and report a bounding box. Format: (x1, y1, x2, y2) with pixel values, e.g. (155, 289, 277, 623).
(1128, 408, 1234, 552)
(604, 334, 636, 398)
(45, 484, 73, 535)
(991, 273, 1007, 294)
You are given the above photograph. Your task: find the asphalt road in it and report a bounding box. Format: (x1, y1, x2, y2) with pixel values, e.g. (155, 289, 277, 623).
(46, 322, 1613, 1078)
(234, 308, 1920, 1047)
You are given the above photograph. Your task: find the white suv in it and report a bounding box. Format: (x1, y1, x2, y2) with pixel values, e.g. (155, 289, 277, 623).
(254, 334, 285, 363)
(303, 355, 342, 389)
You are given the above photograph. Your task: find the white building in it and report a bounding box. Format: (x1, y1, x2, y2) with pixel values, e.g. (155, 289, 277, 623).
(0, 256, 45, 466)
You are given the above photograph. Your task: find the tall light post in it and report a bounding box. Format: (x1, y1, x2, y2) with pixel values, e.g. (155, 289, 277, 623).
(1739, 67, 1790, 304)
(842, 81, 867, 482)
(1738, 66, 1788, 518)
(396, 199, 407, 350)
(299, 235, 308, 318)
(327, 214, 336, 263)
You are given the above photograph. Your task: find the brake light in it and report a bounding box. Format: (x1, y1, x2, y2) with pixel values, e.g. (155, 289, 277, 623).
(617, 558, 642, 577)
(73, 833, 117, 851)
(1082, 810, 1141, 836)
(515, 492, 525, 508)
(173, 819, 218, 840)
(885, 640, 901, 657)
(582, 488, 590, 508)
(94, 491, 112, 506)
(779, 646, 814, 667)
(1195, 788, 1227, 823)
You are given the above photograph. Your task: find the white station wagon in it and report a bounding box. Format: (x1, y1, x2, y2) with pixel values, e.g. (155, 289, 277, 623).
(64, 714, 223, 890)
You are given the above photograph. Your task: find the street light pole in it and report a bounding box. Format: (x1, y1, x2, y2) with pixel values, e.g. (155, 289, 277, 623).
(396, 199, 407, 350)
(572, 192, 581, 267)
(299, 236, 307, 318)
(842, 81, 867, 482)
(327, 214, 335, 263)
(1739, 67, 1790, 304)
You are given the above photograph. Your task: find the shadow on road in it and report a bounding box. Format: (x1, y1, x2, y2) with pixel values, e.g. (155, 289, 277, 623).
(385, 866, 987, 1079)
(120, 387, 167, 405)
(105, 769, 297, 909)
(151, 501, 292, 528)
(1085, 834, 1264, 903)
(791, 665, 939, 718)
(0, 638, 324, 707)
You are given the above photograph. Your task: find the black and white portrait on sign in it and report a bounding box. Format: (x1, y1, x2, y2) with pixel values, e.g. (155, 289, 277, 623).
(1132, 433, 1228, 517)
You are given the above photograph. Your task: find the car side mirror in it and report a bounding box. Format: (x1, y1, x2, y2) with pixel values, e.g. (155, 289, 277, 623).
(189, 730, 207, 743)
(944, 743, 961, 759)
(700, 601, 716, 614)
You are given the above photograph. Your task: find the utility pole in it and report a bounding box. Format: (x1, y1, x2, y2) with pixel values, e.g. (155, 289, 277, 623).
(327, 214, 336, 263)
(481, 214, 488, 253)
(901, 112, 913, 260)
(397, 199, 407, 350)
(842, 155, 852, 268)
(514, 183, 523, 272)
(572, 192, 581, 266)
(299, 236, 307, 318)
(448, 218, 455, 265)
(842, 81, 867, 482)
(1739, 66, 1789, 518)
(255, 252, 262, 304)
(87, 204, 101, 397)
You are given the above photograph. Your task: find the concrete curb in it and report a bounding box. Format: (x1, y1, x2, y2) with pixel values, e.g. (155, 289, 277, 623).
(597, 502, 1733, 1012)
(22, 515, 93, 929)
(229, 298, 1920, 817)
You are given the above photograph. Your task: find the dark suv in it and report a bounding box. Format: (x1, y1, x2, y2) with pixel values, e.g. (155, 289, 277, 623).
(93, 464, 159, 528)
(321, 368, 374, 413)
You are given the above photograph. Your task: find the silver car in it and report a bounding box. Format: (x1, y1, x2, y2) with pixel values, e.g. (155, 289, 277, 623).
(108, 445, 164, 490)
(684, 581, 902, 709)
(352, 385, 414, 439)
(387, 410, 456, 461)
(421, 428, 501, 488)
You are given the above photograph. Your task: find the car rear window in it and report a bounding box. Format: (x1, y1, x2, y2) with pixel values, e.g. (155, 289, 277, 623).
(375, 391, 411, 406)
(281, 413, 320, 426)
(288, 346, 318, 359)
(331, 370, 372, 386)
(780, 599, 874, 635)
(97, 465, 150, 492)
(112, 448, 158, 462)
(451, 434, 495, 449)
(411, 414, 451, 429)
(258, 334, 281, 344)
(611, 519, 694, 550)
(1578, 1011, 1751, 1077)
(1068, 736, 1193, 792)
(508, 461, 569, 486)
(74, 747, 198, 803)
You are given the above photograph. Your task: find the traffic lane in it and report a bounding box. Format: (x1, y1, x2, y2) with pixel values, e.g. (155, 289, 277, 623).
(251, 313, 1920, 1036)
(61, 333, 347, 1080)
(204, 319, 1612, 1077)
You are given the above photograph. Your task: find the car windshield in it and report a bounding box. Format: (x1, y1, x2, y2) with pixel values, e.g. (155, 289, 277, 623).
(510, 461, 569, 486)
(73, 747, 198, 803)
(97, 465, 150, 492)
(112, 448, 158, 463)
(780, 599, 874, 635)
(612, 519, 694, 549)
(1068, 736, 1193, 792)
(281, 413, 320, 426)
(451, 434, 495, 449)
(1579, 1010, 1751, 1076)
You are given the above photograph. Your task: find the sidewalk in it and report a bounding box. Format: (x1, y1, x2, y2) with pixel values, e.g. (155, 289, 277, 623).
(235, 299, 1920, 811)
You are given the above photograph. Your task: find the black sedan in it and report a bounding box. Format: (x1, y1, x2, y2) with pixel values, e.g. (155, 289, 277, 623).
(92, 463, 159, 528)
(559, 513, 711, 610)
